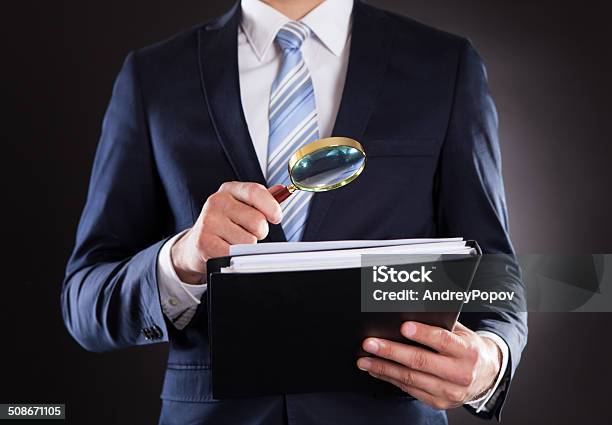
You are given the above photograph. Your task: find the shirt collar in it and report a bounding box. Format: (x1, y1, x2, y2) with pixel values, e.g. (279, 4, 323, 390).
(240, 0, 353, 62)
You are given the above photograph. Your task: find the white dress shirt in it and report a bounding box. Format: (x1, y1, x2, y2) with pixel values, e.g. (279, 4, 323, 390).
(156, 0, 508, 412)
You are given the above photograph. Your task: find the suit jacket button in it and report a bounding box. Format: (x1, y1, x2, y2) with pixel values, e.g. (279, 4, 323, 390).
(151, 325, 163, 339)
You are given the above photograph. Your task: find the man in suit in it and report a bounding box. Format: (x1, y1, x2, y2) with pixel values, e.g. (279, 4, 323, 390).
(62, 0, 527, 423)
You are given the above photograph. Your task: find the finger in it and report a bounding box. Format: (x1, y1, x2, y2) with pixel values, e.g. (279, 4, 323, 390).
(215, 217, 259, 245)
(196, 232, 230, 261)
(219, 182, 282, 224)
(452, 321, 473, 334)
(362, 338, 465, 385)
(357, 357, 451, 398)
(368, 372, 451, 410)
(400, 321, 468, 356)
(225, 200, 269, 240)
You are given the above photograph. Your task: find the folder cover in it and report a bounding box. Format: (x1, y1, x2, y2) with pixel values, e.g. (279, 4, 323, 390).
(207, 241, 481, 398)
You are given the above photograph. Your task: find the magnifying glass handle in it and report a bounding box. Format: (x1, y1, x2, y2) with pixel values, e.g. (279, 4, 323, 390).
(270, 184, 294, 203)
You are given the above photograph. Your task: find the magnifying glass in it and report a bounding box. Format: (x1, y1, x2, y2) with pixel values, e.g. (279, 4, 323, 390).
(270, 137, 367, 203)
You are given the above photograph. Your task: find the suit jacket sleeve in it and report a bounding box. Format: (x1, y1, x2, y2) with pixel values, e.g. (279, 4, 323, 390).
(435, 39, 528, 420)
(61, 52, 170, 352)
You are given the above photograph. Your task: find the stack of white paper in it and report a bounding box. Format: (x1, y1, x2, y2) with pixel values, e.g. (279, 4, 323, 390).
(222, 238, 474, 274)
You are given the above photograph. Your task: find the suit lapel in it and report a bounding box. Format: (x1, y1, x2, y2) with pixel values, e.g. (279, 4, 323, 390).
(198, 3, 286, 242)
(301, 1, 394, 241)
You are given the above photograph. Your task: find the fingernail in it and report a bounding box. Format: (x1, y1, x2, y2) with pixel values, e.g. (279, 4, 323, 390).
(357, 358, 372, 371)
(404, 322, 417, 337)
(364, 338, 379, 354)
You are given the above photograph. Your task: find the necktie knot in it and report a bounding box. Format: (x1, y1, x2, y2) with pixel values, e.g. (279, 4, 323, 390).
(275, 21, 311, 51)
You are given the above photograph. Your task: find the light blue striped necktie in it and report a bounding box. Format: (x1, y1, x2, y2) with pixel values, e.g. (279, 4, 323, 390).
(267, 21, 319, 242)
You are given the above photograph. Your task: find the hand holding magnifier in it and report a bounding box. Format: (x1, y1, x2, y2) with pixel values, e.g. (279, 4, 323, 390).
(270, 137, 367, 203)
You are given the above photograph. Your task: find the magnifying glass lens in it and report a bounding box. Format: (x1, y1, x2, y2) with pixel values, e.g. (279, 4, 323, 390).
(292, 145, 365, 190)
(270, 137, 366, 203)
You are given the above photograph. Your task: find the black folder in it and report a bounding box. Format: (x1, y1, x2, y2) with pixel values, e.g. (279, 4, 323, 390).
(207, 241, 481, 398)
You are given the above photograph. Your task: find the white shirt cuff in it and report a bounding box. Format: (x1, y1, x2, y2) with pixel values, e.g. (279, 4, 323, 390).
(157, 230, 207, 330)
(466, 330, 510, 413)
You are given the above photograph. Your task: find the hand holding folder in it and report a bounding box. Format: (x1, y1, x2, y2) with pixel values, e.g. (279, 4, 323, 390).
(206, 238, 481, 398)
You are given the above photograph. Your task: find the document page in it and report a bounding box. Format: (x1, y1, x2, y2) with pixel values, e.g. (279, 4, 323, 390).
(223, 239, 474, 273)
(229, 237, 463, 256)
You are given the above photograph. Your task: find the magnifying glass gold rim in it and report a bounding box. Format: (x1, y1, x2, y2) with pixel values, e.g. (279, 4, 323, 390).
(287, 137, 367, 192)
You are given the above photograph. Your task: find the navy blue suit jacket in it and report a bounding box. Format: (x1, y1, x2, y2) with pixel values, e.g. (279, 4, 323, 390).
(62, 1, 527, 423)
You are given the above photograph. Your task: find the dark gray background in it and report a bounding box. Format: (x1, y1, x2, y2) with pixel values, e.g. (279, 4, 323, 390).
(2, 0, 611, 424)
